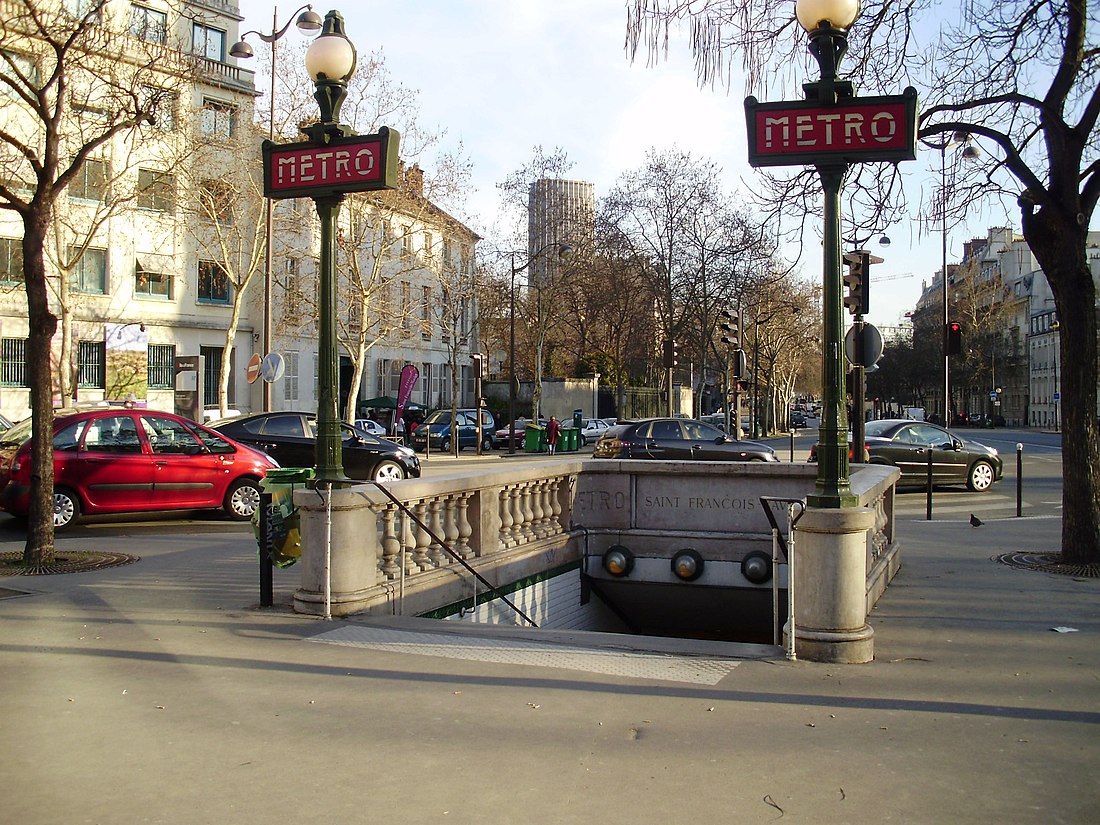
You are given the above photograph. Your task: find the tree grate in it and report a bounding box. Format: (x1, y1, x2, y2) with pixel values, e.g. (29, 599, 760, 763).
(993, 552, 1100, 579)
(0, 551, 140, 576)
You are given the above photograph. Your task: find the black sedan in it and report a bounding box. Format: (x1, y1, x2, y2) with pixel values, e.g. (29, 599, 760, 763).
(210, 411, 420, 482)
(592, 418, 779, 462)
(811, 418, 1002, 492)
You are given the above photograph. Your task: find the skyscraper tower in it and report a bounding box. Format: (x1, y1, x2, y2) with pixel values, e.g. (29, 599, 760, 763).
(527, 178, 594, 287)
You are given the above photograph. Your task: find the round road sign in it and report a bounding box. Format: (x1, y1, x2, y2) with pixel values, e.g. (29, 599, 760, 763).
(261, 353, 285, 383)
(246, 353, 262, 385)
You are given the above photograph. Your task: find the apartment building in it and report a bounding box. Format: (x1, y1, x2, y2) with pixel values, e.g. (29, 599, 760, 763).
(0, 0, 479, 423)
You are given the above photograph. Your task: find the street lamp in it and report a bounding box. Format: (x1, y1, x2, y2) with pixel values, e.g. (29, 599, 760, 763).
(921, 130, 979, 428)
(796, 0, 860, 508)
(302, 9, 357, 482)
(508, 243, 573, 453)
(231, 6, 323, 413)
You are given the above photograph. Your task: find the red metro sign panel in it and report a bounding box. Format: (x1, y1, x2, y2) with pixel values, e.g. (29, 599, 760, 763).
(263, 126, 400, 200)
(745, 89, 918, 167)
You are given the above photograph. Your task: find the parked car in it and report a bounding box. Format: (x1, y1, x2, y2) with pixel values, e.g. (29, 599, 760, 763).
(210, 411, 420, 482)
(808, 418, 1002, 492)
(492, 418, 546, 450)
(592, 418, 779, 462)
(411, 408, 496, 452)
(352, 418, 389, 438)
(578, 418, 611, 445)
(0, 408, 278, 530)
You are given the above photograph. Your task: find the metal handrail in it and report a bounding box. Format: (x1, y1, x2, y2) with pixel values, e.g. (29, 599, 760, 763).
(370, 481, 538, 628)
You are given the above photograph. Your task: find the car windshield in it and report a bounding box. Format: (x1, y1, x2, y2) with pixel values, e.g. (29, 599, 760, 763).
(0, 417, 34, 446)
(422, 410, 450, 425)
(864, 420, 895, 437)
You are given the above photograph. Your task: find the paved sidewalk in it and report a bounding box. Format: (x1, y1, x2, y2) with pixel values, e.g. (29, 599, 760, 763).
(1, 506, 1097, 824)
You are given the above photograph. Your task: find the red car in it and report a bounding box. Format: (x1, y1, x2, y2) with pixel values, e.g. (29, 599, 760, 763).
(0, 408, 279, 530)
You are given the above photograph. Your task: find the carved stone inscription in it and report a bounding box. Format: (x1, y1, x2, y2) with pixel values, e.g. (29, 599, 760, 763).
(637, 478, 763, 533)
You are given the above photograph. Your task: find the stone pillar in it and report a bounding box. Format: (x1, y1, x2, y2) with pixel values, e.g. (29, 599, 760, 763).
(787, 506, 876, 663)
(294, 485, 381, 617)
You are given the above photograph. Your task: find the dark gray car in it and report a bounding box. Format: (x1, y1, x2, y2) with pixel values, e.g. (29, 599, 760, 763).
(592, 418, 779, 462)
(210, 411, 420, 482)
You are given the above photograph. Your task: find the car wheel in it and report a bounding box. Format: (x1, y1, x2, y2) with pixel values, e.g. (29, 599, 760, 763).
(967, 460, 995, 492)
(440, 437, 451, 452)
(481, 436, 493, 452)
(373, 460, 406, 482)
(53, 488, 81, 531)
(224, 478, 261, 521)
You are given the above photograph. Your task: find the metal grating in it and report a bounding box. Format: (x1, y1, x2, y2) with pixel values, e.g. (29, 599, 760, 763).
(308, 625, 742, 685)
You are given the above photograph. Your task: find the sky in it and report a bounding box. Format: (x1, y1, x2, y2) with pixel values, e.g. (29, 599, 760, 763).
(236, 0, 1019, 330)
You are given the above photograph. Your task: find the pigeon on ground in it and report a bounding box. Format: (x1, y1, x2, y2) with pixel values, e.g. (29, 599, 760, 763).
(970, 514, 984, 527)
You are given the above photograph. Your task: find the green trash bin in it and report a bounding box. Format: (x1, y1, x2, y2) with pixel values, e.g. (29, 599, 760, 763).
(254, 467, 314, 568)
(524, 423, 546, 453)
(561, 427, 579, 452)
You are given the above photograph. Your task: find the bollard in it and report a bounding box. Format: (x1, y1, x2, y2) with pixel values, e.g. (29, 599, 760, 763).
(926, 447, 934, 520)
(790, 429, 795, 462)
(1016, 442, 1023, 517)
(259, 490, 274, 607)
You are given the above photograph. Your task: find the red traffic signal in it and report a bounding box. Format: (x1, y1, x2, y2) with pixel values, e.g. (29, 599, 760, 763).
(945, 321, 963, 356)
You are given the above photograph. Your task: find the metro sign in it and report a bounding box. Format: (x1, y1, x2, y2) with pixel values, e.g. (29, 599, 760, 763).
(263, 126, 400, 200)
(745, 88, 918, 167)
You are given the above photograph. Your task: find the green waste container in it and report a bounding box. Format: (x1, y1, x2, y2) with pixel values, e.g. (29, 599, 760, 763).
(524, 423, 546, 453)
(254, 467, 314, 568)
(560, 427, 579, 452)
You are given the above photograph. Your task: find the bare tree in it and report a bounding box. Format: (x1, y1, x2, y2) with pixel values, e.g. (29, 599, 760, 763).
(626, 0, 1100, 562)
(0, 0, 190, 563)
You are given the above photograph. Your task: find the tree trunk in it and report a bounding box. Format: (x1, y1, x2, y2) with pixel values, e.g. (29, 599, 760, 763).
(1023, 210, 1100, 564)
(23, 210, 58, 565)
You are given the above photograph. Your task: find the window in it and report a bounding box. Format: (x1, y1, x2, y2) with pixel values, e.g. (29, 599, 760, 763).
(283, 351, 299, 402)
(142, 415, 202, 454)
(400, 227, 412, 257)
(1, 50, 40, 97)
(135, 262, 172, 299)
(78, 340, 106, 389)
(147, 343, 175, 389)
(198, 260, 230, 304)
(130, 4, 167, 44)
(401, 281, 411, 331)
(201, 99, 236, 140)
(85, 415, 142, 454)
(71, 247, 106, 293)
(442, 238, 453, 267)
(70, 158, 107, 202)
(0, 238, 22, 284)
(137, 169, 174, 212)
(192, 24, 226, 61)
(422, 232, 434, 262)
(421, 286, 431, 339)
(198, 179, 234, 225)
(1, 338, 27, 386)
(141, 86, 176, 131)
(201, 345, 232, 406)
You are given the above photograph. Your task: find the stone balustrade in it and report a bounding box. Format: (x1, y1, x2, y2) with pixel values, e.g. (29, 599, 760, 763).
(293, 460, 587, 618)
(292, 457, 901, 663)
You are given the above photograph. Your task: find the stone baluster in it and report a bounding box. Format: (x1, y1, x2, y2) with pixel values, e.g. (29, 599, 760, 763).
(528, 481, 545, 539)
(510, 485, 527, 544)
(455, 492, 474, 559)
(549, 476, 564, 532)
(380, 504, 401, 579)
(499, 486, 515, 548)
(411, 499, 433, 571)
(520, 481, 537, 542)
(428, 497, 446, 567)
(443, 494, 462, 561)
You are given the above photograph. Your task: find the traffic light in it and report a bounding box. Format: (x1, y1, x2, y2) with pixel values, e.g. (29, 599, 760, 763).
(843, 251, 870, 316)
(945, 321, 963, 356)
(662, 339, 680, 368)
(733, 349, 747, 380)
(719, 309, 740, 349)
